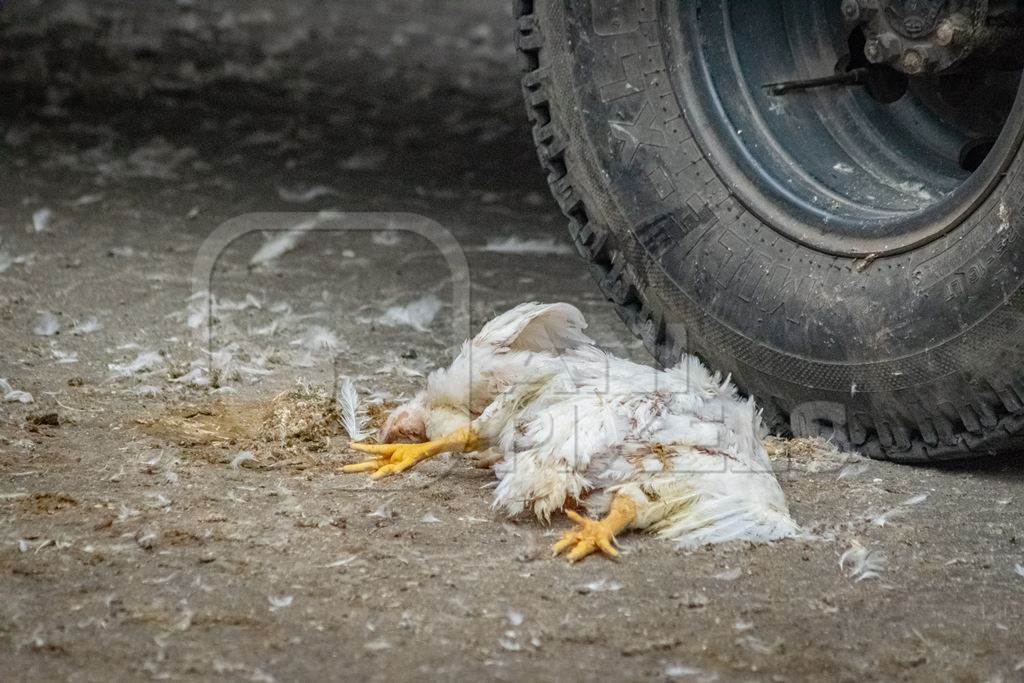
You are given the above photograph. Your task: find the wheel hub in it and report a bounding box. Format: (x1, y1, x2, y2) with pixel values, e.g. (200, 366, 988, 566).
(845, 0, 1024, 75)
(885, 0, 946, 37)
(670, 0, 1024, 256)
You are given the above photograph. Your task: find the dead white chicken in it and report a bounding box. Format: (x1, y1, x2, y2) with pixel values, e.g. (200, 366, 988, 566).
(344, 302, 799, 562)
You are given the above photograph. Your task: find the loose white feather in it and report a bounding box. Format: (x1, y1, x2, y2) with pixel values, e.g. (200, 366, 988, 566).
(70, 316, 102, 335)
(249, 219, 318, 266)
(276, 185, 337, 203)
(32, 208, 53, 233)
(109, 351, 164, 377)
(250, 230, 303, 265)
(337, 377, 367, 441)
(267, 595, 293, 611)
(872, 492, 928, 526)
(480, 236, 573, 255)
(378, 294, 442, 332)
(0, 378, 34, 404)
(32, 311, 61, 336)
(291, 325, 339, 352)
(839, 540, 887, 582)
(230, 451, 254, 469)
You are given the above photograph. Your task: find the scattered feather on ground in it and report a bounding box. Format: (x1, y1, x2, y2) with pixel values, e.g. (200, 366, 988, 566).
(291, 325, 339, 355)
(0, 250, 32, 274)
(215, 294, 262, 312)
(336, 377, 368, 441)
(268, 595, 293, 611)
(249, 220, 317, 266)
(481, 236, 573, 255)
(70, 193, 104, 206)
(185, 291, 211, 330)
(32, 208, 53, 233)
(250, 230, 304, 266)
(294, 325, 339, 351)
(664, 664, 706, 679)
(371, 230, 401, 247)
(837, 460, 871, 480)
(340, 150, 387, 171)
(51, 348, 78, 364)
(840, 540, 887, 582)
(171, 346, 272, 388)
(378, 294, 442, 332)
(70, 316, 101, 335)
(1, 378, 33, 404)
(363, 639, 391, 652)
(736, 635, 784, 655)
(276, 185, 338, 203)
(108, 246, 138, 258)
(94, 137, 196, 181)
(109, 351, 164, 377)
(230, 451, 255, 469)
(713, 567, 742, 581)
(872, 493, 928, 527)
(170, 367, 210, 388)
(32, 311, 61, 336)
(577, 579, 622, 594)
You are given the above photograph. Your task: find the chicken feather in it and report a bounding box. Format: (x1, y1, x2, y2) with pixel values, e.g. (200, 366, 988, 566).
(337, 376, 368, 442)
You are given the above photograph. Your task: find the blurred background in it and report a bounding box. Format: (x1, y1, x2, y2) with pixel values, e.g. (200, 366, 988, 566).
(0, 0, 637, 402)
(0, 0, 557, 232)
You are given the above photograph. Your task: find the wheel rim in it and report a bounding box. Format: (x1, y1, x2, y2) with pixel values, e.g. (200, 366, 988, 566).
(670, 1, 1024, 257)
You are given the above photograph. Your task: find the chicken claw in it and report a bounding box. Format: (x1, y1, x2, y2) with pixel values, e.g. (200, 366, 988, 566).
(343, 442, 438, 478)
(342, 427, 480, 479)
(552, 495, 637, 563)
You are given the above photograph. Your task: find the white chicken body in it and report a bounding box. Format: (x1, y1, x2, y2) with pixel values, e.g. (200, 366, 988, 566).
(383, 302, 799, 549)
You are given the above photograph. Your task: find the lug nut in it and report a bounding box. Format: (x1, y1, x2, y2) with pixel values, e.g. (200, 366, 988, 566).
(841, 0, 861, 21)
(864, 39, 884, 63)
(935, 19, 958, 46)
(902, 49, 925, 74)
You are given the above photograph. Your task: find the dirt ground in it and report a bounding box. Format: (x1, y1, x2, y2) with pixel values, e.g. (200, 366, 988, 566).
(2, 2, 1024, 681)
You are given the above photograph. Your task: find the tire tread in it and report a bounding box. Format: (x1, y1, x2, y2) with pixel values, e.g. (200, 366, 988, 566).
(513, 0, 1024, 462)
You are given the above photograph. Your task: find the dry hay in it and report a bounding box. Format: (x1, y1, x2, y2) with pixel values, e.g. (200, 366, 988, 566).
(764, 435, 866, 474)
(764, 436, 843, 461)
(136, 384, 397, 472)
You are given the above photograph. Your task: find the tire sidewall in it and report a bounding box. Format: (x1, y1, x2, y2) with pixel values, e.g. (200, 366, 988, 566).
(533, 0, 1024, 457)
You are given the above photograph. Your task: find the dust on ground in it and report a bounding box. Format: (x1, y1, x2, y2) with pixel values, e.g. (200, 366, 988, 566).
(2, 2, 1024, 681)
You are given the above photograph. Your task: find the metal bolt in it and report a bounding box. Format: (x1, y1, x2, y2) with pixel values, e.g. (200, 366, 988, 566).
(902, 49, 925, 74)
(841, 0, 861, 21)
(864, 39, 884, 63)
(935, 19, 957, 46)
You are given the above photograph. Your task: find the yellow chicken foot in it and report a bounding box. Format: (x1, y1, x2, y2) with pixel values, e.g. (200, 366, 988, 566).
(552, 494, 638, 563)
(343, 426, 480, 479)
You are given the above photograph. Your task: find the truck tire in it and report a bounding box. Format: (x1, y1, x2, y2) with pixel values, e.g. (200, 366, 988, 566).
(515, 0, 1024, 461)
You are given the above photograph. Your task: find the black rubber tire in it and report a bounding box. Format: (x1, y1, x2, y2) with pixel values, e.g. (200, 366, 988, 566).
(515, 0, 1024, 461)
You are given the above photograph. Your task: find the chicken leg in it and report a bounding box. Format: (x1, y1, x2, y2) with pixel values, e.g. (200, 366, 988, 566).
(552, 494, 637, 562)
(343, 426, 481, 479)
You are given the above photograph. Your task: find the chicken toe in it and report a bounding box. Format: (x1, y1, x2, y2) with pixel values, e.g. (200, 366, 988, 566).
(552, 495, 637, 563)
(342, 427, 480, 479)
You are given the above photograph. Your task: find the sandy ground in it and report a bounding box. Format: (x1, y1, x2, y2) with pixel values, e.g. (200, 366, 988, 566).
(1, 2, 1024, 681)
